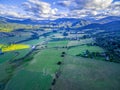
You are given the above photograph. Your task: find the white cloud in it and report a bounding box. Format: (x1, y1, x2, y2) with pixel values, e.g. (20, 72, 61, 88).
(0, 4, 30, 19)
(57, 0, 120, 19)
(107, 1, 120, 16)
(57, 0, 113, 10)
(57, 1, 72, 7)
(22, 0, 58, 19)
(0, 0, 120, 20)
(85, 0, 113, 10)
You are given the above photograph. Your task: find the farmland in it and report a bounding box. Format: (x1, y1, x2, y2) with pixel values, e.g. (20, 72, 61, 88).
(0, 17, 120, 90)
(25, 48, 65, 73)
(68, 45, 105, 56)
(0, 44, 30, 52)
(53, 55, 120, 90)
(5, 48, 66, 90)
(67, 38, 94, 47)
(47, 41, 68, 48)
(5, 70, 52, 90)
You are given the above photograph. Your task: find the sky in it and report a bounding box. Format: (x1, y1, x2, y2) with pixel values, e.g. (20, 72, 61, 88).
(0, 0, 120, 20)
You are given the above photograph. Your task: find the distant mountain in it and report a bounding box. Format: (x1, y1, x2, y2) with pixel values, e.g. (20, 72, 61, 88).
(71, 20, 90, 27)
(0, 16, 50, 25)
(95, 16, 120, 24)
(81, 20, 120, 31)
(103, 20, 120, 31)
(51, 18, 90, 28)
(0, 17, 90, 27)
(80, 23, 102, 29)
(53, 18, 81, 23)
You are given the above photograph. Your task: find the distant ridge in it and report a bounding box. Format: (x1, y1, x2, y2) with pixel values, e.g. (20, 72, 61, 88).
(95, 16, 120, 24)
(80, 20, 120, 31)
(0, 16, 90, 28)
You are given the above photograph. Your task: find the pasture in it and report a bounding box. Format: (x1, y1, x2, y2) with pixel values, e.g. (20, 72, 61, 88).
(47, 40, 68, 48)
(5, 48, 66, 90)
(0, 48, 31, 63)
(5, 70, 52, 90)
(68, 45, 105, 56)
(67, 38, 94, 47)
(53, 55, 120, 90)
(25, 48, 65, 74)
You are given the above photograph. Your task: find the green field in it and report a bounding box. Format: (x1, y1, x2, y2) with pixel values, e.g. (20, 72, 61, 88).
(26, 48, 65, 74)
(11, 49, 31, 60)
(21, 38, 45, 45)
(0, 63, 13, 82)
(53, 55, 120, 90)
(0, 62, 14, 90)
(67, 38, 94, 47)
(5, 48, 66, 90)
(47, 41, 68, 48)
(0, 48, 31, 63)
(0, 53, 16, 63)
(5, 70, 52, 90)
(68, 45, 105, 56)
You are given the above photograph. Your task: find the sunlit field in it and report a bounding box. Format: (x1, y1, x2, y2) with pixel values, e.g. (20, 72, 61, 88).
(0, 44, 30, 52)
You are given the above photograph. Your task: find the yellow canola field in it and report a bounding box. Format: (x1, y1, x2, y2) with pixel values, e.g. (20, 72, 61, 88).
(0, 44, 30, 52)
(0, 28, 12, 32)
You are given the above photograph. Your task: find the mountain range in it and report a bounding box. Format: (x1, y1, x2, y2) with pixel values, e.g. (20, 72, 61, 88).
(0, 16, 120, 30)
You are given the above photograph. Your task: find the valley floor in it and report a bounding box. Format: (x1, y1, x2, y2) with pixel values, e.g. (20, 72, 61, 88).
(0, 29, 120, 90)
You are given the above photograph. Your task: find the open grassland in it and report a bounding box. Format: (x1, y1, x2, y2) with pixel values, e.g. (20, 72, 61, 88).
(0, 52, 16, 63)
(53, 55, 120, 90)
(25, 48, 65, 74)
(68, 45, 105, 56)
(0, 44, 30, 52)
(21, 38, 45, 45)
(0, 48, 31, 63)
(5, 48, 66, 90)
(0, 62, 14, 90)
(0, 63, 13, 82)
(52, 33, 64, 38)
(10, 49, 31, 61)
(67, 38, 94, 47)
(47, 40, 68, 48)
(5, 70, 52, 90)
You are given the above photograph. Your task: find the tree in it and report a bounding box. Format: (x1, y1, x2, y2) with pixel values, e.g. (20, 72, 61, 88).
(63, 32, 68, 36)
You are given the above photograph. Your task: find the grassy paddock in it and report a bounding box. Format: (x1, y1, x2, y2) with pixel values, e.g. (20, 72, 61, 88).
(5, 48, 66, 90)
(68, 45, 105, 56)
(53, 55, 120, 90)
(67, 38, 94, 47)
(25, 48, 65, 74)
(5, 70, 52, 90)
(47, 40, 68, 48)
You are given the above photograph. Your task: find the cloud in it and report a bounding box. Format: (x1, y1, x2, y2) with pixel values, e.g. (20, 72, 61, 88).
(22, 0, 58, 19)
(56, 0, 120, 19)
(57, 1, 72, 7)
(57, 0, 113, 10)
(85, 0, 113, 10)
(0, 0, 120, 20)
(107, 1, 120, 16)
(19, 0, 120, 19)
(0, 4, 30, 19)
